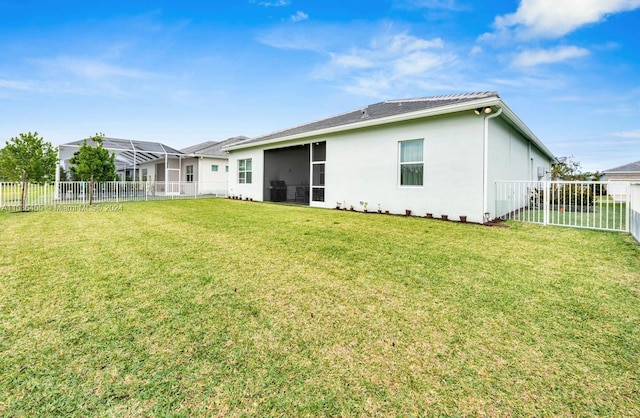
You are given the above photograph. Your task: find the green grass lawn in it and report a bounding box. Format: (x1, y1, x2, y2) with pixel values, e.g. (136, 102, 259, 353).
(1, 199, 639, 416)
(512, 202, 628, 231)
(0, 183, 56, 207)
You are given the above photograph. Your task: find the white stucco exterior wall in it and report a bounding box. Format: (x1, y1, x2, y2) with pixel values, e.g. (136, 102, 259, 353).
(227, 148, 265, 200)
(138, 161, 156, 181)
(325, 113, 485, 221)
(227, 109, 552, 224)
(486, 117, 552, 218)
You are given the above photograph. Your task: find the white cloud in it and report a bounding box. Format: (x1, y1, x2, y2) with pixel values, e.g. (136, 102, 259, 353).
(489, 0, 640, 40)
(329, 53, 373, 70)
(314, 32, 457, 96)
(614, 129, 640, 138)
(257, 25, 338, 51)
(259, 23, 460, 97)
(394, 0, 468, 11)
(0, 79, 38, 91)
(321, 32, 452, 77)
(342, 74, 392, 97)
(512, 45, 590, 67)
(469, 45, 483, 55)
(255, 0, 290, 7)
(2, 55, 167, 98)
(45, 57, 157, 80)
(387, 34, 444, 52)
(291, 11, 309, 22)
(393, 51, 453, 76)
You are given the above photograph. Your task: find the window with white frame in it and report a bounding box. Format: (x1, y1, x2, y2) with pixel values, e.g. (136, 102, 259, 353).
(211, 164, 218, 172)
(141, 168, 148, 181)
(238, 159, 252, 184)
(225, 165, 229, 173)
(186, 165, 194, 182)
(399, 139, 423, 186)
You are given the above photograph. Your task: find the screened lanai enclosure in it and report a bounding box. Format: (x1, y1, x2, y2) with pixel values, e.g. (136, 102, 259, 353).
(262, 142, 326, 205)
(1, 137, 230, 207)
(58, 137, 184, 183)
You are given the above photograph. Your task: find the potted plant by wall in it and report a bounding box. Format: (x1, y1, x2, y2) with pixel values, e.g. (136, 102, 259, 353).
(405, 209, 412, 216)
(426, 213, 433, 218)
(336, 202, 342, 210)
(460, 215, 467, 223)
(441, 214, 448, 221)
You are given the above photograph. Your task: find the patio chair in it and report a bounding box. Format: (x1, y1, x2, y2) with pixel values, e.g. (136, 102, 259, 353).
(295, 186, 307, 203)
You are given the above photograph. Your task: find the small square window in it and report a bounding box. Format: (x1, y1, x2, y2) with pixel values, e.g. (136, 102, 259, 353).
(211, 164, 218, 172)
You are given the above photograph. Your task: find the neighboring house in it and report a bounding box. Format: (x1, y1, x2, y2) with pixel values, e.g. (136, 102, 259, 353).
(60, 136, 248, 197)
(58, 137, 184, 182)
(137, 136, 247, 196)
(603, 160, 640, 201)
(604, 160, 640, 182)
(224, 92, 555, 223)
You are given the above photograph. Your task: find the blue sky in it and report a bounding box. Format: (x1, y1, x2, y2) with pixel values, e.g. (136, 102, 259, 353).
(1, 0, 639, 172)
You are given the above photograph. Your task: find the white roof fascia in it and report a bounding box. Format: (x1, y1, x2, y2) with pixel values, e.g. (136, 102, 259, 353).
(497, 102, 555, 160)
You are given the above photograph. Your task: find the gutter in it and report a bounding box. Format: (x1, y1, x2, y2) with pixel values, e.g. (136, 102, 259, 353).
(483, 107, 503, 222)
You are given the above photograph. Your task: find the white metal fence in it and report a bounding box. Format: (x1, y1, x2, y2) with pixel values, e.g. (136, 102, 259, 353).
(0, 181, 228, 211)
(496, 181, 632, 233)
(631, 183, 640, 243)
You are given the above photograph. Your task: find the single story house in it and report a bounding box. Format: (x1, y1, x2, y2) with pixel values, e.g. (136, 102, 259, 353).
(137, 136, 248, 196)
(57, 137, 184, 182)
(604, 160, 640, 182)
(59, 136, 248, 197)
(603, 160, 640, 201)
(224, 91, 555, 223)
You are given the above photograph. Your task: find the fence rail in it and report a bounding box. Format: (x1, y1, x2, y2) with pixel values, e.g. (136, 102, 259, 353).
(496, 181, 632, 233)
(0, 181, 228, 211)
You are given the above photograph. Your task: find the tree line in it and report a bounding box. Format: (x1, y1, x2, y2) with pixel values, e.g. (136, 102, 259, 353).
(0, 132, 117, 210)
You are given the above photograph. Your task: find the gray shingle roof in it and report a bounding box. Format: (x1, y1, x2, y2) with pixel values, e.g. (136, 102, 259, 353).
(604, 160, 640, 173)
(180, 141, 218, 155)
(180, 136, 249, 158)
(242, 92, 499, 145)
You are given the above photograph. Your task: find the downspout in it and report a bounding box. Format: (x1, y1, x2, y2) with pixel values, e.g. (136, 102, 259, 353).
(164, 153, 168, 194)
(482, 107, 503, 222)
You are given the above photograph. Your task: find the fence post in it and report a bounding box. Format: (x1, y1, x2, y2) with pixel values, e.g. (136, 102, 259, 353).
(543, 181, 550, 226)
(625, 182, 631, 233)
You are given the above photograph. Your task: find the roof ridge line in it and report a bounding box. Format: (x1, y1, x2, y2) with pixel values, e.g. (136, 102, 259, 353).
(385, 91, 499, 103)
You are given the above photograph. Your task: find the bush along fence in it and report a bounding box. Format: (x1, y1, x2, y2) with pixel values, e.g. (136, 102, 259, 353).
(496, 181, 634, 234)
(0, 181, 228, 212)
